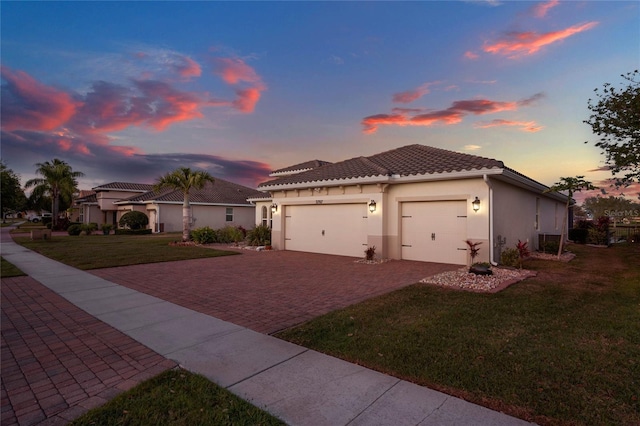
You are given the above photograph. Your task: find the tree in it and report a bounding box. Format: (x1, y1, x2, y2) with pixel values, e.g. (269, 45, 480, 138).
(25, 159, 84, 227)
(545, 176, 596, 259)
(584, 70, 640, 187)
(1, 161, 27, 221)
(582, 195, 640, 222)
(154, 167, 215, 241)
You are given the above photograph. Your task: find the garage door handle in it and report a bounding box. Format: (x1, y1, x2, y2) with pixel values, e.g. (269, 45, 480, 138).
(402, 244, 412, 247)
(431, 233, 435, 240)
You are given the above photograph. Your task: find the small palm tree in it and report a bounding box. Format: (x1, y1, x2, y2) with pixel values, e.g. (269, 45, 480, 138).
(25, 159, 84, 227)
(154, 167, 215, 242)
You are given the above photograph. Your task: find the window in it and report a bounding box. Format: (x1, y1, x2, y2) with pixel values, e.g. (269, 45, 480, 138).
(261, 206, 268, 227)
(535, 198, 540, 230)
(226, 207, 233, 222)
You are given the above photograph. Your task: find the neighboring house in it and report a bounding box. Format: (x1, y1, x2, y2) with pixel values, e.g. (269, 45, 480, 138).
(255, 144, 569, 265)
(76, 179, 266, 233)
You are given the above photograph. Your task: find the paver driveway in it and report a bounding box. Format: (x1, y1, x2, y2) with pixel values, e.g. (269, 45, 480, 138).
(1, 275, 177, 426)
(92, 249, 460, 334)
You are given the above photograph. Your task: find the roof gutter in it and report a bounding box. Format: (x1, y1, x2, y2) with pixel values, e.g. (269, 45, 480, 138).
(258, 168, 505, 191)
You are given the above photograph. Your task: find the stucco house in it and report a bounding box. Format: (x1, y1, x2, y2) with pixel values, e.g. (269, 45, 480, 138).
(253, 144, 569, 265)
(76, 179, 266, 233)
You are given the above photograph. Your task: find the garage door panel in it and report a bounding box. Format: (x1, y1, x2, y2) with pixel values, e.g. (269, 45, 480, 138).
(401, 201, 467, 265)
(285, 204, 368, 257)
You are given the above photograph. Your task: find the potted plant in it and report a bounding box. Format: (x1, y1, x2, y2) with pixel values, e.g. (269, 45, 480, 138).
(466, 239, 492, 275)
(101, 224, 113, 235)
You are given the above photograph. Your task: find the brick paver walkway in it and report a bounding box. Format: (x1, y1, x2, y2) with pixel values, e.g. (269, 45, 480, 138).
(92, 248, 459, 334)
(1, 275, 177, 426)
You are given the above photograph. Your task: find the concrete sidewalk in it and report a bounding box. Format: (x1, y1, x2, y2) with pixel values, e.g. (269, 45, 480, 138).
(1, 231, 535, 425)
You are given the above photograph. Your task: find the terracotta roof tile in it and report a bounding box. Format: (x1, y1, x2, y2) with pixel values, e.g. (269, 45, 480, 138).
(121, 178, 267, 205)
(271, 160, 332, 175)
(259, 144, 503, 188)
(93, 182, 154, 192)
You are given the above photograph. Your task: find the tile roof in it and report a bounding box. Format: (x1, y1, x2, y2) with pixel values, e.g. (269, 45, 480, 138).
(93, 182, 154, 192)
(75, 191, 97, 204)
(259, 144, 504, 188)
(120, 178, 267, 205)
(270, 160, 333, 175)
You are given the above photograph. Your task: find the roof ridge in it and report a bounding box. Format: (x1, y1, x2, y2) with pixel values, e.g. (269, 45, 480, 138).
(358, 156, 391, 176)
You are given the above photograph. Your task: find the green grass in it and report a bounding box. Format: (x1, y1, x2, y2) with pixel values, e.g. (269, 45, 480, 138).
(13, 234, 239, 270)
(70, 368, 284, 426)
(276, 244, 640, 425)
(0, 257, 26, 277)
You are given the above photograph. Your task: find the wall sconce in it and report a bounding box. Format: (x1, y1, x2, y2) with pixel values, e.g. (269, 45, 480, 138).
(472, 197, 481, 212)
(271, 203, 278, 214)
(368, 200, 377, 213)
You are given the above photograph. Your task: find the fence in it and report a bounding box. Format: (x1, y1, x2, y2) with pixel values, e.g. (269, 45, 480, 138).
(610, 224, 640, 243)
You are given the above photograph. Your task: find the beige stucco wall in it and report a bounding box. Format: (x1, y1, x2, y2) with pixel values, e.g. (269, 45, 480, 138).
(384, 178, 490, 262)
(268, 178, 491, 263)
(80, 205, 101, 224)
(96, 190, 142, 211)
(151, 204, 256, 233)
(491, 178, 565, 257)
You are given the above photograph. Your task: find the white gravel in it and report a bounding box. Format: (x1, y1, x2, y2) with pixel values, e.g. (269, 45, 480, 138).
(420, 267, 535, 292)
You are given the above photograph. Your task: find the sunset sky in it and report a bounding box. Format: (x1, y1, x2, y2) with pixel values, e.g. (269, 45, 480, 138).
(2, 1, 638, 202)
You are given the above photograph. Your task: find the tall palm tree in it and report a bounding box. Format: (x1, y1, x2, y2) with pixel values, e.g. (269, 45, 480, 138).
(154, 167, 215, 241)
(25, 159, 84, 227)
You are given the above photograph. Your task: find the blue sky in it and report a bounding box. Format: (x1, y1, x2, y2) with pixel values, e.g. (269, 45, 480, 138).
(1, 1, 638, 201)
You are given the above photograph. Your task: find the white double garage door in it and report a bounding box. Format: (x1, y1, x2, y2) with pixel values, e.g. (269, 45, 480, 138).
(284, 201, 467, 264)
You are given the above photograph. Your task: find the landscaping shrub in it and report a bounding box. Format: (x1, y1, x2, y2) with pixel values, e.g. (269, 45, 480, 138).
(500, 248, 519, 267)
(247, 224, 271, 246)
(119, 211, 149, 230)
(218, 225, 244, 244)
(191, 226, 216, 244)
(540, 240, 560, 254)
(67, 224, 82, 236)
(587, 228, 608, 245)
(364, 245, 376, 261)
(569, 228, 589, 244)
(81, 223, 98, 235)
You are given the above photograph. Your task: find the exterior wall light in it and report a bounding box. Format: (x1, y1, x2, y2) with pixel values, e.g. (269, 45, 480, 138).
(271, 203, 278, 214)
(472, 197, 481, 212)
(368, 200, 377, 213)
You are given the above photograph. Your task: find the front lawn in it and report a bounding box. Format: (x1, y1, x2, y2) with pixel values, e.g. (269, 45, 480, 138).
(0, 257, 26, 277)
(12, 234, 239, 270)
(70, 368, 284, 426)
(277, 243, 640, 425)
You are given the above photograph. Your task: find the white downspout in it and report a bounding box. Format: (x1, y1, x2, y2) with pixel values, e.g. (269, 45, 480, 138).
(483, 174, 498, 266)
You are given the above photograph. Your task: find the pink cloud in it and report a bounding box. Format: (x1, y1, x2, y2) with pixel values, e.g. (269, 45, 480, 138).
(1, 61, 266, 159)
(174, 56, 202, 80)
(392, 82, 439, 104)
(134, 80, 204, 130)
(232, 87, 263, 113)
(464, 51, 480, 60)
(1, 66, 79, 131)
(573, 179, 640, 204)
(212, 57, 266, 113)
(362, 94, 542, 134)
(214, 57, 262, 85)
(532, 0, 559, 18)
(475, 119, 544, 132)
(483, 22, 598, 58)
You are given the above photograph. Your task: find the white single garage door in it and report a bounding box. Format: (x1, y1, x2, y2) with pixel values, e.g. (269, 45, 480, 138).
(285, 204, 368, 257)
(401, 201, 467, 265)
